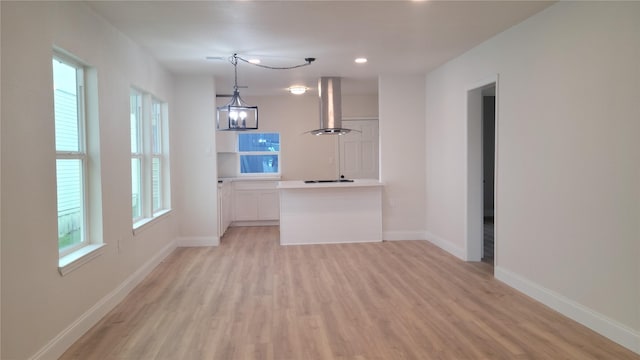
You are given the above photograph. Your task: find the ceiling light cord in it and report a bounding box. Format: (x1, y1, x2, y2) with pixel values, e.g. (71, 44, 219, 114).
(231, 55, 239, 91)
(232, 54, 316, 70)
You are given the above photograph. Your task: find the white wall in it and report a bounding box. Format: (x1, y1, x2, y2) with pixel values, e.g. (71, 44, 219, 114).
(342, 94, 379, 119)
(379, 75, 427, 240)
(173, 76, 218, 245)
(0, 3, 3, 356)
(1, 3, 178, 359)
(425, 1, 639, 351)
(217, 93, 379, 181)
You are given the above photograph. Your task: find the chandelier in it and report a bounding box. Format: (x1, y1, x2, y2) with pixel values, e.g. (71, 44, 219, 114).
(216, 53, 316, 131)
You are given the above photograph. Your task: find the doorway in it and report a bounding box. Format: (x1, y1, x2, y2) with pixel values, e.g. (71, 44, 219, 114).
(466, 77, 497, 266)
(481, 90, 495, 265)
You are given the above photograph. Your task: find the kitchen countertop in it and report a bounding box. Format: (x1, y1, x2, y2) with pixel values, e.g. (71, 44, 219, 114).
(278, 179, 383, 189)
(218, 176, 281, 183)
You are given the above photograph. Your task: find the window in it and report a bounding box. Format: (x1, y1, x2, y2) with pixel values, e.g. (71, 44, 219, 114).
(54, 51, 105, 275)
(130, 89, 170, 229)
(53, 55, 88, 256)
(130, 90, 143, 220)
(238, 133, 280, 175)
(151, 98, 163, 213)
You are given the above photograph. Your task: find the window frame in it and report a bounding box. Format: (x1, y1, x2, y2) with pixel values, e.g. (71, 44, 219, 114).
(53, 53, 90, 257)
(131, 88, 171, 231)
(151, 97, 163, 214)
(130, 89, 144, 222)
(237, 132, 281, 176)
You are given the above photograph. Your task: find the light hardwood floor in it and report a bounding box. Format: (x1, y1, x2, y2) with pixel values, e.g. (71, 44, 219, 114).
(61, 226, 639, 359)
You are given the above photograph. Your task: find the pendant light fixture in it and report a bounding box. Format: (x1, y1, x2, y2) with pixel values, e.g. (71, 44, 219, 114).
(217, 54, 258, 130)
(215, 53, 316, 131)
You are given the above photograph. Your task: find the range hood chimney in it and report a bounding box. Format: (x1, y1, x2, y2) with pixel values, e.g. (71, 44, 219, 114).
(309, 77, 351, 135)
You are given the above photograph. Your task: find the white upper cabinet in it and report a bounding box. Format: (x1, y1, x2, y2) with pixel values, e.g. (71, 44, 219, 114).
(216, 131, 236, 153)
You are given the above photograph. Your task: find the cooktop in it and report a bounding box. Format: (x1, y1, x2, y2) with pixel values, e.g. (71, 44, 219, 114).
(304, 179, 354, 183)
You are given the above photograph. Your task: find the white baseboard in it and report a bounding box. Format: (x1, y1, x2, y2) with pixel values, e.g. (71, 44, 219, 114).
(30, 240, 178, 360)
(383, 231, 427, 241)
(231, 220, 279, 227)
(424, 231, 466, 260)
(176, 236, 219, 247)
(495, 266, 640, 355)
(281, 239, 382, 246)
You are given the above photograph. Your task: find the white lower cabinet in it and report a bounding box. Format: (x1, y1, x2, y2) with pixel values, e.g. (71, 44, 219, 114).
(234, 191, 259, 221)
(233, 181, 280, 222)
(257, 191, 280, 220)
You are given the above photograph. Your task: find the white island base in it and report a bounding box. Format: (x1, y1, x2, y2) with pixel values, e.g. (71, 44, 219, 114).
(278, 180, 383, 245)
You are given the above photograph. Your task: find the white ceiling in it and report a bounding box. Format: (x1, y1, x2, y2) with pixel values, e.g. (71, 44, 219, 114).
(87, 1, 553, 95)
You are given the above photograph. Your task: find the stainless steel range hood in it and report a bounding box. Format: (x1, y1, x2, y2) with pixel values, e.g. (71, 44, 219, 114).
(309, 77, 352, 135)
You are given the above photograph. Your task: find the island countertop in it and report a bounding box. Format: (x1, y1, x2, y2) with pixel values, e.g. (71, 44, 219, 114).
(277, 179, 383, 189)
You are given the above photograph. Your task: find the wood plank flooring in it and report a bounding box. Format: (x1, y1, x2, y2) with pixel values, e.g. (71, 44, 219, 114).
(60, 226, 639, 360)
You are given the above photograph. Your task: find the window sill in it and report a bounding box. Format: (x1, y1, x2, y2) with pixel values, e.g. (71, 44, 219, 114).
(59, 243, 107, 276)
(133, 209, 172, 235)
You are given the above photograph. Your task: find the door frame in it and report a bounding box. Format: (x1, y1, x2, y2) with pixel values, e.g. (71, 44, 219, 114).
(465, 75, 499, 262)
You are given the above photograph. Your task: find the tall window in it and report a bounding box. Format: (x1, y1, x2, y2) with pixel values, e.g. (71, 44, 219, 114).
(130, 89, 143, 220)
(238, 133, 280, 175)
(130, 89, 170, 227)
(53, 55, 87, 255)
(151, 98, 163, 213)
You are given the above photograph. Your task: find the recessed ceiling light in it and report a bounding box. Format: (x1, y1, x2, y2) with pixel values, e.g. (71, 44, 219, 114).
(288, 86, 307, 95)
(355, 57, 368, 64)
(248, 58, 261, 64)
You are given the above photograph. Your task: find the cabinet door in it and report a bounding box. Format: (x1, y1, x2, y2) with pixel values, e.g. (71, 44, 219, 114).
(216, 131, 236, 153)
(218, 189, 224, 237)
(258, 190, 280, 220)
(223, 185, 232, 231)
(234, 191, 259, 221)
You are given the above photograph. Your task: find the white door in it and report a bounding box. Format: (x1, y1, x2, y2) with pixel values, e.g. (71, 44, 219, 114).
(339, 119, 379, 179)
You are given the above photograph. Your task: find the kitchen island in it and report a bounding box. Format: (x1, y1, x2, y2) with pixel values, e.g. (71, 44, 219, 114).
(277, 179, 383, 245)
